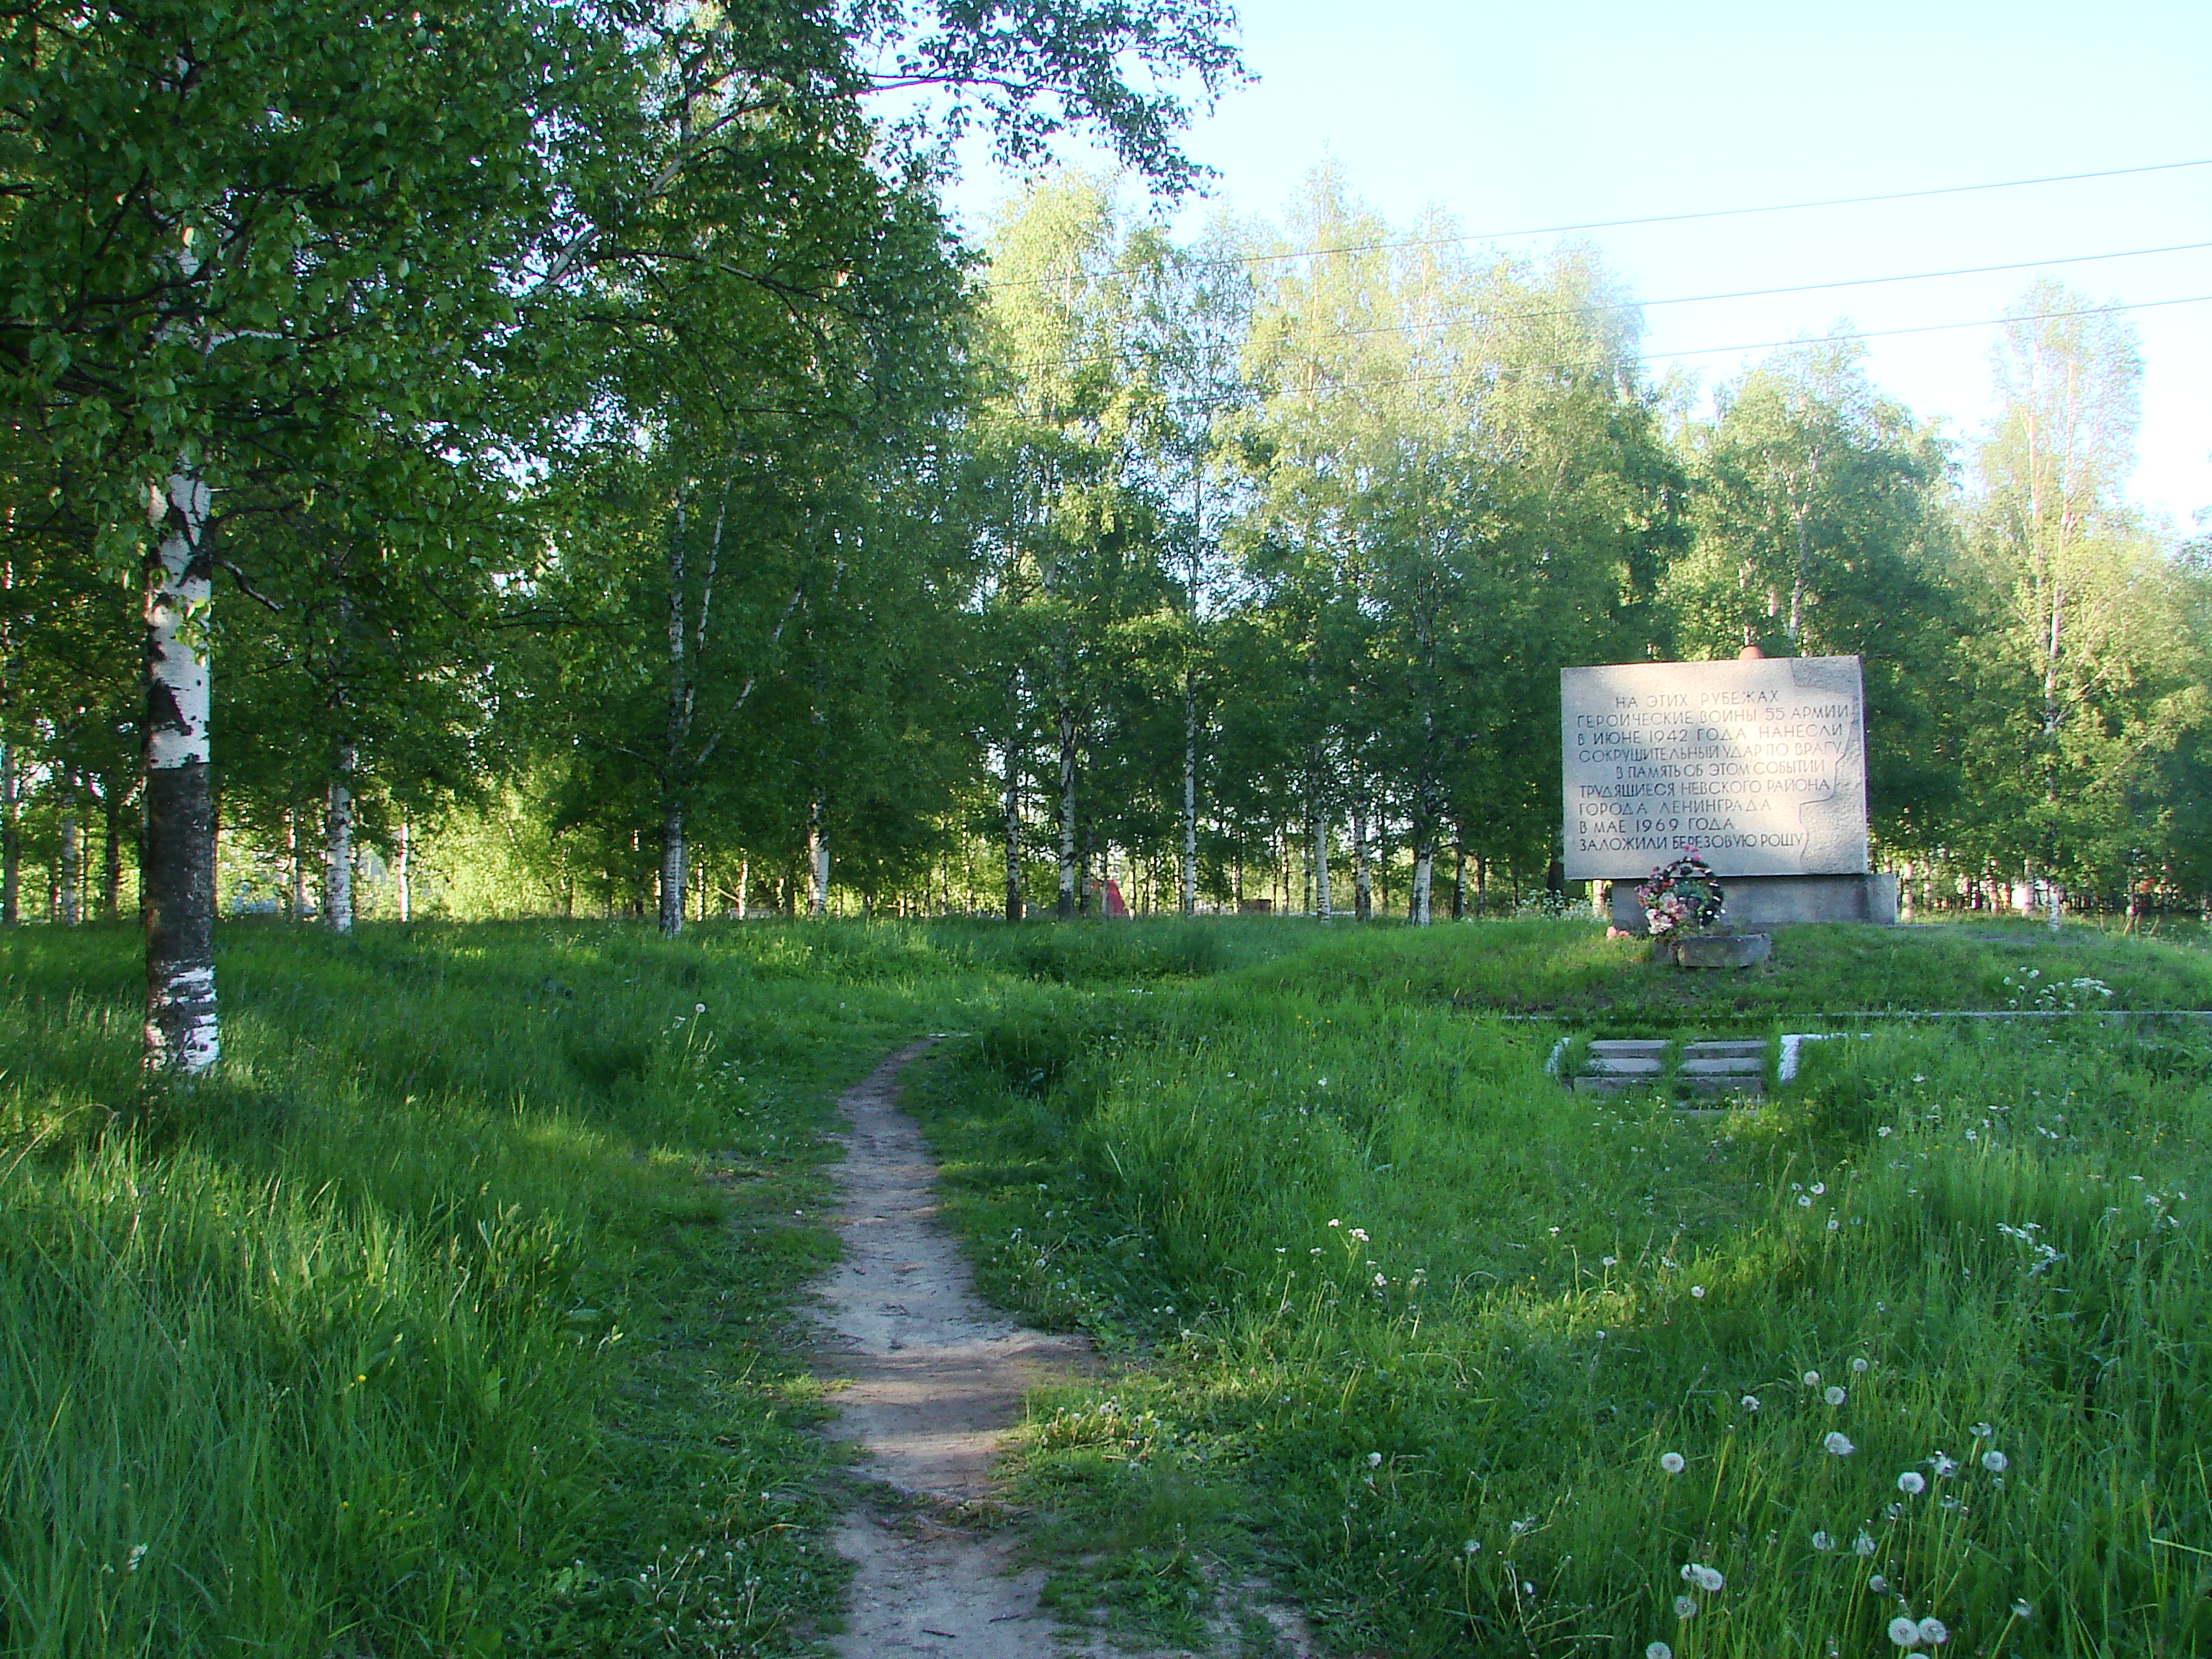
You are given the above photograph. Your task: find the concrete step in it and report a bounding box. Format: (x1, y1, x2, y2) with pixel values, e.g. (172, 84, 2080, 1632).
(1590, 1039, 1668, 1060)
(1680, 1056, 1765, 1076)
(1683, 1039, 1767, 1058)
(1688, 1073, 1767, 1098)
(1587, 1056, 1663, 1076)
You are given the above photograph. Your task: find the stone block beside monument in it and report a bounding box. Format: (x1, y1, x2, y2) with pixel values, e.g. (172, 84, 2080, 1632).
(1560, 654, 1897, 934)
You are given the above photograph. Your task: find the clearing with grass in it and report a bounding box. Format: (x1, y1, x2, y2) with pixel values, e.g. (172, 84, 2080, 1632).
(6, 914, 2208, 1657)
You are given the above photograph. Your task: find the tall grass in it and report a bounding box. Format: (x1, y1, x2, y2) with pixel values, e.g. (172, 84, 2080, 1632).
(915, 922, 2212, 1655)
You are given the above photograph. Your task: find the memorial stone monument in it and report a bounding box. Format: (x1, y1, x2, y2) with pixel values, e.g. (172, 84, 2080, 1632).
(1560, 654, 1897, 932)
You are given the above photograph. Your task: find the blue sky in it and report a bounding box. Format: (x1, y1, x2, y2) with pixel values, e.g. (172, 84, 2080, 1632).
(945, 0, 2212, 528)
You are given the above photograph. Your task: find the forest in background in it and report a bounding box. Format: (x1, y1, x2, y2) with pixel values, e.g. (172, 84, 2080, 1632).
(5, 2, 2211, 1055)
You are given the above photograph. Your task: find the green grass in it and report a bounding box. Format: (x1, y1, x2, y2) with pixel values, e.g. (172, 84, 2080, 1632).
(907, 918, 2212, 1655)
(9, 914, 2210, 1656)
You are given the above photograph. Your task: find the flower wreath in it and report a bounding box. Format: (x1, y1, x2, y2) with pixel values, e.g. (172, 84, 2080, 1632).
(1637, 848, 1725, 937)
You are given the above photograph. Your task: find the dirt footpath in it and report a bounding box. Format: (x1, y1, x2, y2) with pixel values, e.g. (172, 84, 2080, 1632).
(816, 1041, 1096, 1657)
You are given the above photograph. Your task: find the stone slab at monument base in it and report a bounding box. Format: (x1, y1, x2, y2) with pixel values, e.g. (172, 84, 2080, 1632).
(1612, 873, 1897, 935)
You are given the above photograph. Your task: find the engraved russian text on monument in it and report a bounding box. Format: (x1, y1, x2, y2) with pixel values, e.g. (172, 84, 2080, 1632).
(1560, 656, 1869, 881)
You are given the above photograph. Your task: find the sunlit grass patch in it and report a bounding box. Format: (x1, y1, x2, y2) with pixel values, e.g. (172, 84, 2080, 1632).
(912, 921, 2212, 1655)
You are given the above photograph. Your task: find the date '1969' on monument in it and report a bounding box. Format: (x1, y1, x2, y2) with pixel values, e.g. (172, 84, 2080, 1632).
(1560, 656, 1869, 881)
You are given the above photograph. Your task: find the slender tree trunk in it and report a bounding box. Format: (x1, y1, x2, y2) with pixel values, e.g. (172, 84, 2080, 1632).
(323, 744, 356, 935)
(1313, 809, 1332, 920)
(1056, 704, 1077, 920)
(808, 804, 830, 917)
(1351, 778, 1371, 922)
(1181, 668, 1198, 916)
(1452, 842, 1466, 922)
(287, 809, 306, 920)
(143, 468, 218, 1073)
(103, 793, 125, 917)
(56, 788, 80, 925)
(1411, 846, 1433, 925)
(1, 743, 17, 926)
(394, 818, 411, 922)
(736, 856, 749, 920)
(1004, 701, 1024, 922)
(658, 807, 686, 938)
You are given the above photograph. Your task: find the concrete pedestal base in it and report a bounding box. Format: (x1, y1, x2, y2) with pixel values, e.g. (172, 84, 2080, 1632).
(1614, 873, 1897, 935)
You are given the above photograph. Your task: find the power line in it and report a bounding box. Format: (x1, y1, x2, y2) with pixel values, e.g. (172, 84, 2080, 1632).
(1145, 293, 2212, 413)
(1007, 239, 2212, 376)
(980, 156, 2212, 290)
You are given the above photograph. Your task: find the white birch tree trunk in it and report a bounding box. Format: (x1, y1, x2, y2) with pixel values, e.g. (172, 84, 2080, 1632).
(1056, 705, 1077, 920)
(56, 793, 80, 925)
(143, 469, 217, 1073)
(394, 818, 411, 922)
(736, 856, 749, 920)
(323, 743, 356, 935)
(287, 808, 306, 920)
(1181, 670, 1197, 916)
(1, 744, 17, 926)
(1411, 850, 1433, 926)
(1313, 811, 1331, 920)
(808, 805, 830, 917)
(1004, 701, 1024, 922)
(658, 809, 686, 938)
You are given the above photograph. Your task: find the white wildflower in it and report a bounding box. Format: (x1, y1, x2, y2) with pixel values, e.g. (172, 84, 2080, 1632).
(1741, 1394, 1761, 1411)
(1660, 1452, 1686, 1475)
(1673, 1595, 1698, 1619)
(1601, 1255, 1619, 1267)
(1463, 1539, 1480, 1555)
(1981, 1449, 2008, 1473)
(693, 1002, 706, 1014)
(1349, 1228, 1370, 1243)
(1691, 1285, 1706, 1298)
(1803, 1371, 1821, 1387)
(1853, 1532, 1876, 1557)
(1869, 1573, 1889, 1593)
(1897, 1471, 1926, 1495)
(1811, 1182, 1826, 1196)
(2010, 1599, 2033, 1619)
(1365, 1452, 1382, 1468)
(1851, 1357, 1871, 1373)
(1969, 1421, 1993, 1438)
(1887, 1614, 1921, 1646)
(1916, 1617, 1949, 1645)
(1812, 1530, 1834, 1551)
(1823, 1431, 1856, 1457)
(1930, 1453, 1959, 1478)
(1825, 1386, 1847, 1406)
(1646, 1645, 1673, 1659)
(125, 1545, 148, 1573)
(1798, 1194, 1813, 1207)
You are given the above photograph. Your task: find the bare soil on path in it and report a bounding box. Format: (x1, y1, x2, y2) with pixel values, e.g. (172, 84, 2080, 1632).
(816, 1041, 1097, 1657)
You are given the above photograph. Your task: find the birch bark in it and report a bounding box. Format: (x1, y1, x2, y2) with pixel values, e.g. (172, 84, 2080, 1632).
(1, 744, 16, 926)
(395, 819, 412, 922)
(323, 742, 356, 934)
(56, 792, 80, 925)
(1056, 703, 1077, 920)
(143, 469, 217, 1073)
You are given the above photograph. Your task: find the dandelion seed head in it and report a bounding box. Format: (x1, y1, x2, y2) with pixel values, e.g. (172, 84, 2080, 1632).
(1798, 1194, 1813, 1207)
(1823, 1431, 1856, 1457)
(1602, 1255, 1619, 1267)
(1812, 1530, 1834, 1551)
(1804, 1371, 1821, 1387)
(1869, 1574, 1889, 1593)
(1916, 1617, 1949, 1645)
(1929, 1453, 1959, 1478)
(1897, 1471, 1927, 1495)
(1825, 1386, 1847, 1406)
(1887, 1614, 1921, 1646)
(1851, 1357, 1870, 1373)
(1969, 1421, 1992, 1438)
(1660, 1451, 1686, 1475)
(693, 1003, 706, 1014)
(1365, 1452, 1382, 1467)
(1646, 1645, 1673, 1659)
(1691, 1285, 1706, 1298)
(1741, 1394, 1761, 1411)
(1463, 1539, 1480, 1555)
(1981, 1449, 2008, 1473)
(1673, 1595, 1699, 1619)
(2011, 1599, 2033, 1619)
(1811, 1182, 1826, 1196)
